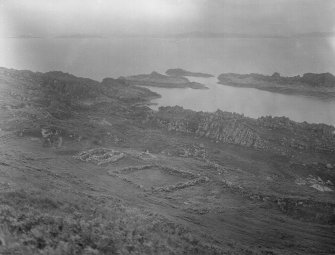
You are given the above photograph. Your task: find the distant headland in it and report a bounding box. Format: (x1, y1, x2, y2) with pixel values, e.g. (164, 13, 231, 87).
(165, 68, 214, 78)
(218, 72, 335, 99)
(124, 71, 208, 89)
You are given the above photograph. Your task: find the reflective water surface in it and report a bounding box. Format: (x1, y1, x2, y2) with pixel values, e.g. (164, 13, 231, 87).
(149, 77, 335, 126)
(1, 37, 335, 125)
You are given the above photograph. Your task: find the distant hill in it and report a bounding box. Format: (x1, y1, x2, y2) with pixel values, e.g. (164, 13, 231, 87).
(172, 31, 335, 39)
(54, 33, 105, 39)
(9, 31, 335, 39)
(166, 68, 214, 78)
(292, 32, 335, 38)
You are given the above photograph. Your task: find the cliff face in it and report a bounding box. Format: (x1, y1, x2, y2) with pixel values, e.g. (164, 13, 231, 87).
(195, 113, 266, 148)
(150, 106, 268, 149)
(149, 106, 335, 154)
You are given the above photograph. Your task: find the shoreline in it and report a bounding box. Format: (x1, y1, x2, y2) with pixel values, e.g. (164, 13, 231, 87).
(217, 72, 335, 100)
(141, 77, 335, 127)
(218, 81, 335, 100)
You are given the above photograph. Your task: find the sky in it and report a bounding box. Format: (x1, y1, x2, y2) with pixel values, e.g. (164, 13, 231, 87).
(1, 0, 335, 37)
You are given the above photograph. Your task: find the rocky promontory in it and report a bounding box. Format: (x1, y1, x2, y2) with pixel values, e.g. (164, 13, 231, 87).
(218, 72, 335, 98)
(165, 68, 214, 78)
(124, 71, 208, 89)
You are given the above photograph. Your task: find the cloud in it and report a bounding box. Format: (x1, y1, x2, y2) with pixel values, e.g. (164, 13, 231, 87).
(1, 0, 334, 36)
(192, 0, 335, 34)
(1, 0, 200, 36)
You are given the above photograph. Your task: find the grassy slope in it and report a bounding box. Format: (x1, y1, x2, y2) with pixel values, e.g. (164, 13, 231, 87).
(0, 68, 335, 254)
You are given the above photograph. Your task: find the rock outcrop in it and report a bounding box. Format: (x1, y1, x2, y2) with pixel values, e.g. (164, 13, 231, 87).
(150, 106, 268, 149)
(195, 111, 266, 148)
(149, 106, 335, 153)
(165, 68, 214, 78)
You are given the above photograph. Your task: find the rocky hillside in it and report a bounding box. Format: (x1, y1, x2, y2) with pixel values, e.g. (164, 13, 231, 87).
(100, 77, 160, 103)
(149, 106, 267, 149)
(0, 67, 159, 134)
(149, 106, 335, 154)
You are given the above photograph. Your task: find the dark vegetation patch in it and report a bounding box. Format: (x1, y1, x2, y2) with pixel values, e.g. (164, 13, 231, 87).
(0, 190, 225, 255)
